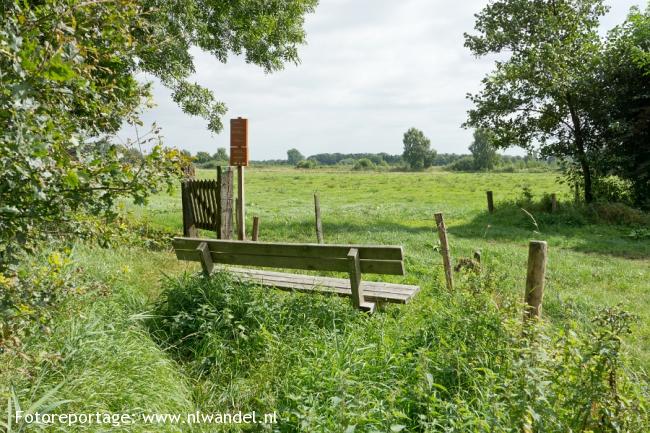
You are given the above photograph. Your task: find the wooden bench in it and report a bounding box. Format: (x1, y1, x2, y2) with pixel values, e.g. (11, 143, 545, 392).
(172, 237, 420, 312)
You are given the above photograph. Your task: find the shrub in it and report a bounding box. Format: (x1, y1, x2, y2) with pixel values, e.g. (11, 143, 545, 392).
(593, 175, 634, 205)
(353, 158, 375, 170)
(0, 251, 75, 356)
(296, 159, 317, 169)
(446, 155, 476, 171)
(592, 202, 650, 226)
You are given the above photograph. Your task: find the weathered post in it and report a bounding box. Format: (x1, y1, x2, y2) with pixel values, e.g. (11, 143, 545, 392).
(252, 216, 260, 241)
(181, 181, 198, 237)
(314, 192, 324, 244)
(524, 240, 548, 320)
(486, 191, 495, 214)
(217, 166, 233, 239)
(434, 213, 454, 291)
(230, 117, 248, 241)
(551, 193, 558, 213)
(237, 166, 245, 240)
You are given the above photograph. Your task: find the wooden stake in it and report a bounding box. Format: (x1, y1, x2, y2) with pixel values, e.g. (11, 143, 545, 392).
(434, 213, 454, 291)
(524, 240, 548, 320)
(217, 166, 233, 239)
(314, 192, 324, 244)
(252, 216, 260, 241)
(237, 166, 245, 240)
(181, 181, 198, 237)
(486, 190, 494, 214)
(551, 193, 558, 213)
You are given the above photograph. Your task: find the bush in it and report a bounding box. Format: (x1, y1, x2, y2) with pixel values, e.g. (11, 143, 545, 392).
(0, 251, 75, 356)
(592, 202, 650, 226)
(353, 158, 375, 171)
(446, 156, 476, 171)
(296, 159, 317, 169)
(593, 175, 634, 205)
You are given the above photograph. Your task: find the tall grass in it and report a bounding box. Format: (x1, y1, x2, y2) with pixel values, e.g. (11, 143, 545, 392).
(2, 169, 649, 431)
(146, 271, 649, 431)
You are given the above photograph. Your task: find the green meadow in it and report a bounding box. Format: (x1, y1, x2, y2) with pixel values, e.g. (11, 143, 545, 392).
(4, 168, 650, 432)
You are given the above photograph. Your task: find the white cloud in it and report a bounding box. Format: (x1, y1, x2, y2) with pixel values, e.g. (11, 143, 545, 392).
(119, 0, 645, 159)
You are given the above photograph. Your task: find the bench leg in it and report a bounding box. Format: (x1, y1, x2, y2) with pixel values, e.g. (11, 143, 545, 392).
(197, 242, 214, 275)
(347, 248, 375, 313)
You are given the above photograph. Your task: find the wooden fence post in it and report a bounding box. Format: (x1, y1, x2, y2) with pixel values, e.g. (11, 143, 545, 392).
(237, 166, 245, 240)
(551, 193, 558, 213)
(181, 181, 198, 237)
(434, 213, 454, 291)
(486, 191, 494, 214)
(217, 166, 233, 239)
(314, 193, 324, 244)
(524, 240, 548, 320)
(252, 216, 260, 241)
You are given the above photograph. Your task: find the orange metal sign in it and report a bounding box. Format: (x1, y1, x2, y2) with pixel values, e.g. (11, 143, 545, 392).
(230, 117, 248, 166)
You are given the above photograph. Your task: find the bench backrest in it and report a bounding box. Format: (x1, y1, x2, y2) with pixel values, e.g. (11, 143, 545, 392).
(172, 237, 405, 275)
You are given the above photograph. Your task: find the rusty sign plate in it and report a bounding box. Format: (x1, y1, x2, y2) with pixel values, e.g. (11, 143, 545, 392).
(230, 117, 248, 166)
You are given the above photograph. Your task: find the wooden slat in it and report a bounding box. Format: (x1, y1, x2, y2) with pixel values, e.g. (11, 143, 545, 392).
(174, 249, 405, 275)
(226, 267, 419, 304)
(231, 268, 414, 298)
(172, 237, 403, 261)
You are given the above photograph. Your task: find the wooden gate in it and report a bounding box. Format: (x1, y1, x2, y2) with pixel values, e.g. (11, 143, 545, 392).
(181, 167, 233, 239)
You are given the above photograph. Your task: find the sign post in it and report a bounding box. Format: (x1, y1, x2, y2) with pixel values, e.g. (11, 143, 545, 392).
(230, 117, 248, 240)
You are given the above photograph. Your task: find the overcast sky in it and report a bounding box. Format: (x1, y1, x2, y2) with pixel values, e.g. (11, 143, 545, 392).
(120, 0, 644, 160)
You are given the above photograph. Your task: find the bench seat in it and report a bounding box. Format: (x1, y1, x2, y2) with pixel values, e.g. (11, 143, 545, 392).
(226, 267, 420, 304)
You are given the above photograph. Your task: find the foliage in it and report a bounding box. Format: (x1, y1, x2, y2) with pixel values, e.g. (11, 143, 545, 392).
(592, 176, 635, 205)
(0, 251, 75, 356)
(296, 159, 317, 169)
(464, 0, 609, 203)
(469, 128, 499, 170)
(402, 127, 436, 170)
(0, 0, 318, 268)
(591, 6, 650, 209)
(353, 158, 375, 170)
(308, 152, 402, 166)
(0, 1, 176, 267)
(213, 148, 228, 162)
(287, 148, 305, 165)
(446, 155, 476, 172)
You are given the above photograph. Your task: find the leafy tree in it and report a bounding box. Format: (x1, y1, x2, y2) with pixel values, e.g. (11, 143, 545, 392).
(287, 148, 305, 165)
(402, 128, 436, 170)
(213, 148, 229, 162)
(469, 129, 499, 171)
(591, 6, 650, 207)
(195, 152, 212, 164)
(464, 0, 609, 202)
(0, 0, 316, 267)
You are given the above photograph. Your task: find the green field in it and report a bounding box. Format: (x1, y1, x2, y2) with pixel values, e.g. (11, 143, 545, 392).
(4, 168, 650, 432)
(134, 168, 650, 355)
